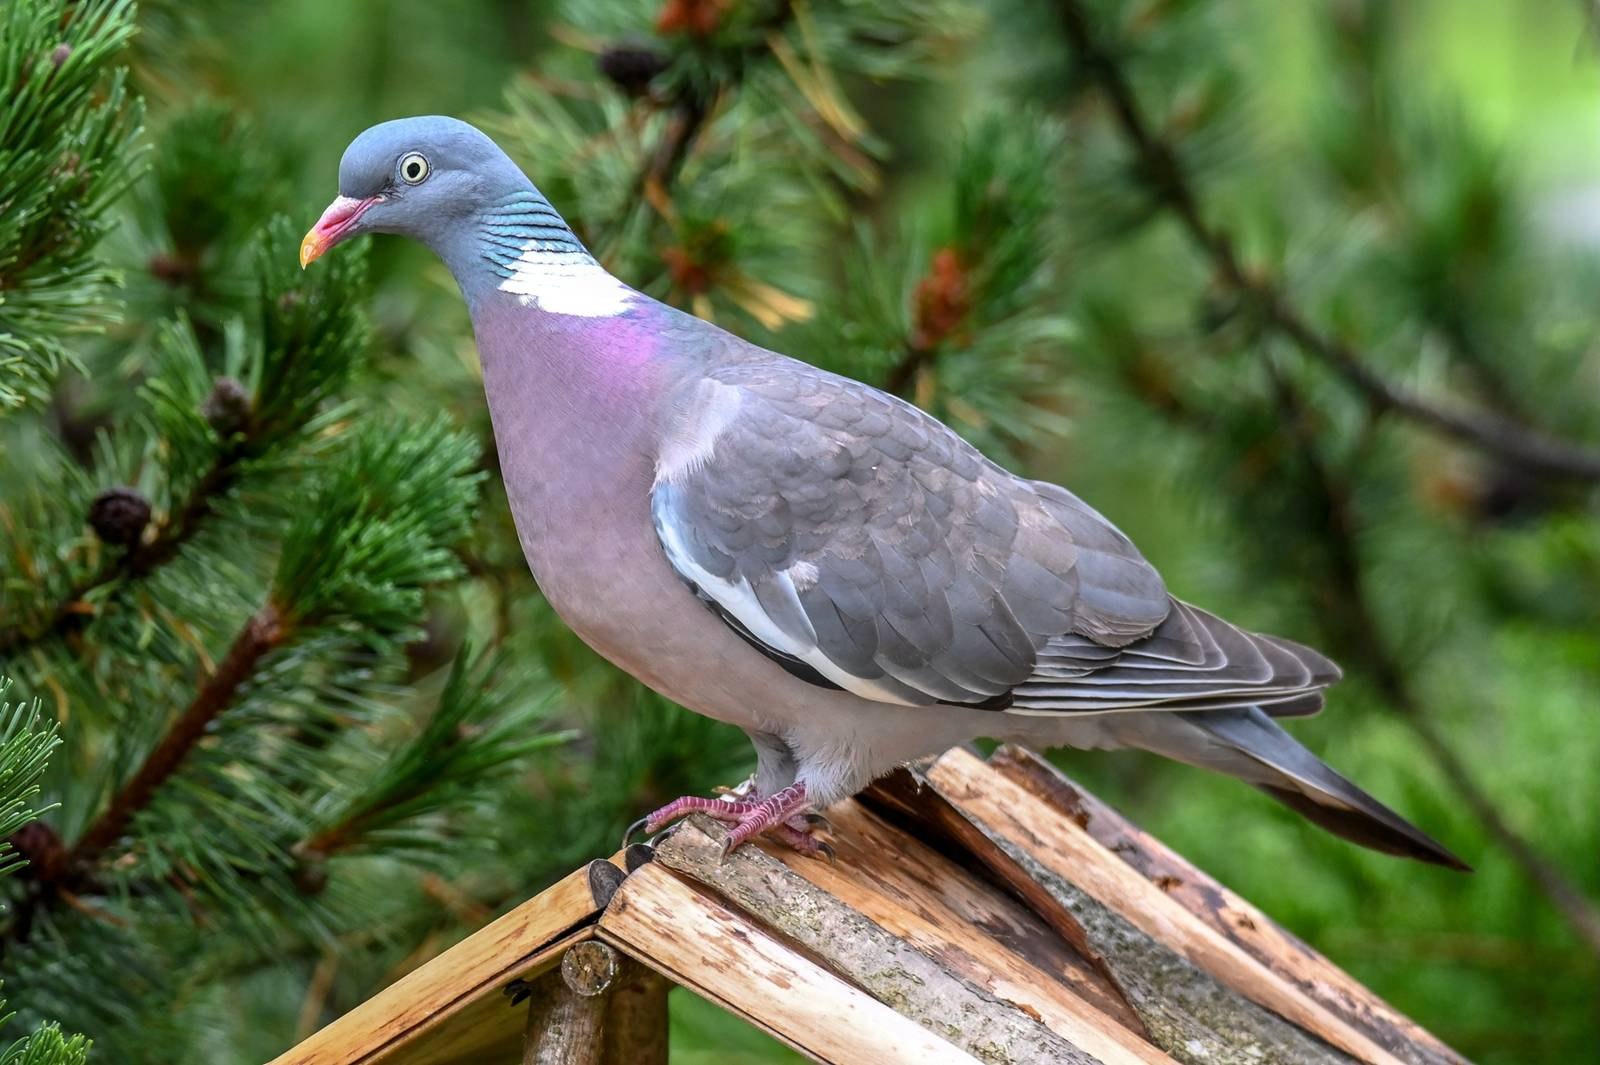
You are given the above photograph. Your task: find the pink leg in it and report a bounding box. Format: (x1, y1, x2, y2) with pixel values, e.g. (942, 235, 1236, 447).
(641, 782, 827, 859)
(643, 795, 758, 834)
(721, 782, 812, 853)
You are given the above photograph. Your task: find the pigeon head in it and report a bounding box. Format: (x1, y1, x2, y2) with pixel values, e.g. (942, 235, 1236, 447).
(300, 115, 538, 268)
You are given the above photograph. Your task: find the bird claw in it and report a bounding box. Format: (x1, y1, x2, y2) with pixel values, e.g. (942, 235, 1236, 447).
(714, 822, 833, 864)
(639, 782, 823, 862)
(621, 813, 685, 852)
(621, 815, 652, 852)
(794, 811, 833, 833)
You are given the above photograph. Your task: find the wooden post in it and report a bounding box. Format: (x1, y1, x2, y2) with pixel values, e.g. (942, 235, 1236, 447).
(521, 941, 620, 1065)
(600, 959, 670, 1065)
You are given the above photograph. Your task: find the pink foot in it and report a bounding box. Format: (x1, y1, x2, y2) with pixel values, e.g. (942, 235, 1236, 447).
(642, 783, 828, 859)
(642, 794, 760, 834)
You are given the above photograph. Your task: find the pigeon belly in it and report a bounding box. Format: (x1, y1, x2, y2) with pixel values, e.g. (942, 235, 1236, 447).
(470, 304, 791, 729)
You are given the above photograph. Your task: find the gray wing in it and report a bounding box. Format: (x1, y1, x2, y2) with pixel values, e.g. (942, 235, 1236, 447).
(651, 360, 1338, 713)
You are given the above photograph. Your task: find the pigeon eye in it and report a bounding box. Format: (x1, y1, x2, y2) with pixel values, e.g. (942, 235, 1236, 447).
(398, 152, 430, 184)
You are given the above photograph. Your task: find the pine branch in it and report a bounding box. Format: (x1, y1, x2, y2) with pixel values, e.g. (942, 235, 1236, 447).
(66, 604, 285, 871)
(1052, 0, 1600, 482)
(1266, 369, 1600, 960)
(0, 220, 369, 657)
(881, 117, 1063, 414)
(0, 444, 244, 657)
(636, 91, 711, 203)
(294, 650, 567, 868)
(7, 416, 479, 952)
(0, 0, 143, 411)
(626, 2, 799, 211)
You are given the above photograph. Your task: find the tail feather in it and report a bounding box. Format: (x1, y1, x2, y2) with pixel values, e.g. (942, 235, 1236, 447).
(1109, 706, 1469, 870)
(1253, 784, 1467, 868)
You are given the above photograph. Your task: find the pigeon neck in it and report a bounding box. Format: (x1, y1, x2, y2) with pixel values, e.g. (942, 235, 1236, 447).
(439, 190, 636, 319)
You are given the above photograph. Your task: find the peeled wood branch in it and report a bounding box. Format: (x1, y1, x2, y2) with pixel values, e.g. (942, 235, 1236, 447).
(276, 758, 1464, 1065)
(872, 754, 1374, 1065)
(653, 818, 1108, 1064)
(521, 942, 619, 1065)
(980, 746, 1466, 1065)
(1051, 0, 1600, 482)
(599, 958, 668, 1065)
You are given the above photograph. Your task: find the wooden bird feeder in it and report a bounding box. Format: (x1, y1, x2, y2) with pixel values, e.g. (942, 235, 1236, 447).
(271, 745, 1466, 1065)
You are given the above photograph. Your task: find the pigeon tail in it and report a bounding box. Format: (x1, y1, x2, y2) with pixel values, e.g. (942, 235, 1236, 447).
(1123, 706, 1470, 870)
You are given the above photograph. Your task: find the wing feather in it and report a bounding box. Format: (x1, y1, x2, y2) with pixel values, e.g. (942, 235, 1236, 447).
(651, 358, 1339, 715)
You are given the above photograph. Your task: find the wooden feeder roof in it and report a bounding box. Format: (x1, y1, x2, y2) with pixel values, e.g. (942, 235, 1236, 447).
(271, 745, 1467, 1065)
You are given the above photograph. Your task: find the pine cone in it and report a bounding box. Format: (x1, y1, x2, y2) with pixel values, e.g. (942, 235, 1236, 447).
(201, 376, 252, 434)
(10, 820, 68, 883)
(597, 42, 671, 97)
(88, 487, 152, 546)
(292, 854, 329, 895)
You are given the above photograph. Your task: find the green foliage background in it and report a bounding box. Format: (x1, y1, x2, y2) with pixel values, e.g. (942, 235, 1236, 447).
(2, 1, 1599, 1062)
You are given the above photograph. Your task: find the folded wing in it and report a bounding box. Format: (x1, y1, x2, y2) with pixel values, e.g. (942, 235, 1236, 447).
(651, 360, 1338, 715)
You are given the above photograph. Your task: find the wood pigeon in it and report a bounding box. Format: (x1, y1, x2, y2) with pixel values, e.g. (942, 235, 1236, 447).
(302, 116, 1465, 869)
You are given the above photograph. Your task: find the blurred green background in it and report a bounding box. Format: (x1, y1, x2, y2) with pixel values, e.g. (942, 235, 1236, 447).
(4, 1, 1600, 1062)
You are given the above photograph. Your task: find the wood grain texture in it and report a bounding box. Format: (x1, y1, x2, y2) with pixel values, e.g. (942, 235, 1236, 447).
(987, 745, 1465, 1065)
(599, 958, 669, 1065)
(768, 800, 1142, 1032)
(559, 940, 621, 997)
(654, 816, 1161, 1065)
(917, 748, 1406, 1065)
(523, 964, 608, 1065)
(598, 861, 981, 1065)
(410, 930, 591, 1065)
(269, 861, 616, 1065)
(276, 749, 1465, 1065)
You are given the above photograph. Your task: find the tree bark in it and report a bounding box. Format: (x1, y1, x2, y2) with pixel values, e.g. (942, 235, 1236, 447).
(521, 942, 619, 1065)
(599, 959, 669, 1065)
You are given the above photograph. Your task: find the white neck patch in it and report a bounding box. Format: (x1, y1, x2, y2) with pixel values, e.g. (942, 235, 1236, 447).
(496, 247, 636, 318)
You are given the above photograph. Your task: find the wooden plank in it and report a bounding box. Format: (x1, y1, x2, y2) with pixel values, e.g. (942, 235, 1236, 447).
(761, 800, 1145, 1036)
(987, 745, 1465, 1065)
(697, 803, 1177, 1062)
(866, 765, 1358, 1065)
(655, 816, 1159, 1065)
(598, 861, 983, 1065)
(919, 748, 1406, 1065)
(270, 861, 619, 1065)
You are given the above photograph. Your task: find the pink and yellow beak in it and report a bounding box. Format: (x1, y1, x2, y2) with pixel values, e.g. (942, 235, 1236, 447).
(299, 194, 381, 268)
